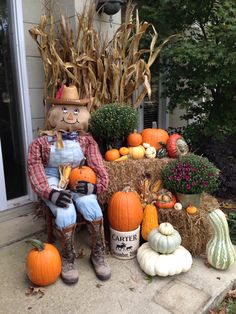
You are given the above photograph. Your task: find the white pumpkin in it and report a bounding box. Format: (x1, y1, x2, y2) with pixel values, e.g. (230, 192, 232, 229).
(143, 142, 151, 149)
(148, 222, 181, 254)
(145, 146, 156, 159)
(174, 202, 183, 211)
(137, 242, 192, 277)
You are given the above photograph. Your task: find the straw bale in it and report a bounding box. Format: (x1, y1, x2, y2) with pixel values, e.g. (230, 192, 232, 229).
(98, 158, 171, 205)
(98, 158, 219, 256)
(158, 193, 219, 256)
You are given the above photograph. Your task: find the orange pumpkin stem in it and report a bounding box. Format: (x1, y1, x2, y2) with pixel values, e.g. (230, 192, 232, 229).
(25, 239, 45, 251)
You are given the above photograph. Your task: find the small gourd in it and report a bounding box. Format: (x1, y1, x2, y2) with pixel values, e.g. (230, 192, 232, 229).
(174, 202, 183, 211)
(206, 209, 236, 270)
(143, 142, 151, 149)
(155, 189, 176, 209)
(145, 146, 156, 159)
(119, 147, 129, 156)
(148, 222, 181, 254)
(141, 204, 159, 241)
(156, 142, 168, 159)
(186, 205, 198, 215)
(137, 242, 192, 277)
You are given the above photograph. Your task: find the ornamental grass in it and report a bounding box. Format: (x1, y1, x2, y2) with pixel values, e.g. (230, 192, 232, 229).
(29, 2, 176, 110)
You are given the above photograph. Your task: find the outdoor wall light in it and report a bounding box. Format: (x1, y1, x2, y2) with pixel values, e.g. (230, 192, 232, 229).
(96, 0, 124, 16)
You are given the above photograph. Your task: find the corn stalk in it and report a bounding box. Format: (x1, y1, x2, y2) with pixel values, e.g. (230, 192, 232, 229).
(29, 2, 177, 111)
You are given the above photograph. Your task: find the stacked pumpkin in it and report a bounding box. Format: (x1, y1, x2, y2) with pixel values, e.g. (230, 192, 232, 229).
(105, 130, 145, 162)
(104, 128, 189, 162)
(137, 222, 193, 277)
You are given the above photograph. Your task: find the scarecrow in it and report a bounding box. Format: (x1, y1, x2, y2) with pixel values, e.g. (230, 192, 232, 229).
(27, 85, 111, 284)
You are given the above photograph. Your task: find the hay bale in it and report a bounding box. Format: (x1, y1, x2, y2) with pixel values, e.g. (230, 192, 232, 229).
(98, 158, 170, 205)
(158, 194, 219, 256)
(98, 159, 219, 256)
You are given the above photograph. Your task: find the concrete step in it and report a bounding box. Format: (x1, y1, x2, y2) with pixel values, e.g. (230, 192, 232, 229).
(0, 203, 45, 248)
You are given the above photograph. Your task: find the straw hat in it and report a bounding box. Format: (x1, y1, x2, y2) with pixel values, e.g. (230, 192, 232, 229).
(47, 85, 91, 105)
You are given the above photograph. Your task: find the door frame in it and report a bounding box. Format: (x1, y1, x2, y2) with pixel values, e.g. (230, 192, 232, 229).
(0, 0, 34, 211)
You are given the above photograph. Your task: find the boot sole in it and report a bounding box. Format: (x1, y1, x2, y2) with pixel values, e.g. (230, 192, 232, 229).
(61, 275, 79, 285)
(90, 258, 111, 281)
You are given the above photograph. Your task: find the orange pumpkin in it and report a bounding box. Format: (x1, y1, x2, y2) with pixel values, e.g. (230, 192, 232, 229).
(127, 131, 142, 147)
(105, 149, 120, 161)
(26, 239, 61, 286)
(186, 206, 198, 214)
(119, 147, 130, 156)
(108, 188, 144, 231)
(141, 128, 169, 150)
(69, 160, 96, 191)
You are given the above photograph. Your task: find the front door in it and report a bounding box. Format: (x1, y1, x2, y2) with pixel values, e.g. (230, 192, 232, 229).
(0, 0, 31, 210)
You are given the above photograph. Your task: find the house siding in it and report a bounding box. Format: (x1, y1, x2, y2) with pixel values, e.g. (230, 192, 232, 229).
(22, 0, 121, 138)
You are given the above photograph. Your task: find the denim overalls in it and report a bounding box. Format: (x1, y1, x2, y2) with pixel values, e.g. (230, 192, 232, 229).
(44, 137, 102, 230)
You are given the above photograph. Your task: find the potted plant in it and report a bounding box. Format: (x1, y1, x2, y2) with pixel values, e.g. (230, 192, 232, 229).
(161, 153, 220, 208)
(89, 103, 138, 153)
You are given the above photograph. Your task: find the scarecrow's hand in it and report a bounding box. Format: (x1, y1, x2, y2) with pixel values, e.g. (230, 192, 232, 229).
(49, 189, 72, 208)
(75, 181, 97, 195)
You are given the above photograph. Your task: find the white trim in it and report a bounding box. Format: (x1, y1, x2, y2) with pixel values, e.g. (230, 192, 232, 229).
(7, 196, 33, 209)
(7, 0, 35, 204)
(0, 139, 8, 211)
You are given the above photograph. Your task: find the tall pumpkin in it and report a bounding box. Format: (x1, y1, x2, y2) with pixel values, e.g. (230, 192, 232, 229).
(108, 188, 143, 231)
(206, 209, 236, 270)
(141, 204, 159, 241)
(26, 239, 61, 286)
(141, 128, 169, 150)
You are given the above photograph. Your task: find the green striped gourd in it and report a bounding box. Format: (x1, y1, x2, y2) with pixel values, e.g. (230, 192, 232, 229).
(206, 209, 236, 270)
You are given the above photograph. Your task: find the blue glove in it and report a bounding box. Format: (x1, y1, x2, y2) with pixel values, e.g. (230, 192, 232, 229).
(75, 181, 97, 195)
(49, 189, 72, 208)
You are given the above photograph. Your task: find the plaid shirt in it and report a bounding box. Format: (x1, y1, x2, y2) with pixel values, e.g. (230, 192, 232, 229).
(27, 134, 109, 200)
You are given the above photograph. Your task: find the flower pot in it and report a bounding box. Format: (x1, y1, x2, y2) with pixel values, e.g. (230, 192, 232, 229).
(176, 192, 202, 209)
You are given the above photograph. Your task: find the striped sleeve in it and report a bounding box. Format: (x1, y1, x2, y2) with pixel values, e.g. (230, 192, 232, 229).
(27, 136, 52, 200)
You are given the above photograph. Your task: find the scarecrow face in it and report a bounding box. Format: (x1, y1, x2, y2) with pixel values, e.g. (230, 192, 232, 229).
(46, 104, 91, 132)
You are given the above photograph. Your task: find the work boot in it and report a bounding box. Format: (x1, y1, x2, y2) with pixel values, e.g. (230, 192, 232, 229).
(87, 218, 111, 281)
(57, 223, 79, 284)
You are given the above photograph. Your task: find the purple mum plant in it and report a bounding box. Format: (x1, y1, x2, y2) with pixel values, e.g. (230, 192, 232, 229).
(161, 153, 220, 194)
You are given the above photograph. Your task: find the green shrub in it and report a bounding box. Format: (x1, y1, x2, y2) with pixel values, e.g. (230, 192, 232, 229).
(89, 103, 138, 148)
